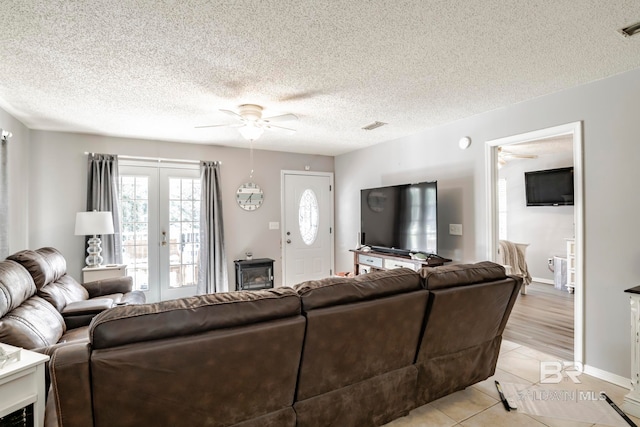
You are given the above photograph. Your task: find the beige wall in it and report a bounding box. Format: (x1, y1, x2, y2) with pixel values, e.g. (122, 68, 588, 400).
(26, 130, 333, 289)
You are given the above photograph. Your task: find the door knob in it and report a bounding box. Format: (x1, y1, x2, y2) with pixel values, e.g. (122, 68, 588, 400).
(286, 239, 291, 244)
(161, 231, 167, 246)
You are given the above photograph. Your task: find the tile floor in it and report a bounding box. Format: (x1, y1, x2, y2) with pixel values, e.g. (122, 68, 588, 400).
(385, 340, 639, 427)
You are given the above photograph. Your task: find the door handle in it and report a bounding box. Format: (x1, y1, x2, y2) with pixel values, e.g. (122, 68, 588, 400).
(161, 231, 167, 246)
(286, 239, 291, 244)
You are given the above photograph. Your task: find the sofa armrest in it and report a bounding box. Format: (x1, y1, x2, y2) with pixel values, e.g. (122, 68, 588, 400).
(48, 343, 94, 427)
(62, 299, 114, 316)
(83, 276, 133, 298)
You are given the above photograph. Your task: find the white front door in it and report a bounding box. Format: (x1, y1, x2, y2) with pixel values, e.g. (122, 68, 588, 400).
(120, 163, 200, 302)
(282, 171, 334, 287)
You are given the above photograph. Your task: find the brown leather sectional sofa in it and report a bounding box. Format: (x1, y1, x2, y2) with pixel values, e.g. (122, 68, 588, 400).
(45, 261, 521, 427)
(0, 247, 144, 351)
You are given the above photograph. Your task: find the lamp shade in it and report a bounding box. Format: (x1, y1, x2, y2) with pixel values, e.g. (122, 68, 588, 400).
(75, 211, 114, 236)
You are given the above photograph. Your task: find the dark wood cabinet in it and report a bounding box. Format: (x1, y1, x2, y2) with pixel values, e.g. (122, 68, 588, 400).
(350, 249, 449, 275)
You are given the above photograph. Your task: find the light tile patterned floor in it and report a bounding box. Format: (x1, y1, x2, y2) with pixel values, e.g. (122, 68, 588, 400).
(385, 340, 639, 427)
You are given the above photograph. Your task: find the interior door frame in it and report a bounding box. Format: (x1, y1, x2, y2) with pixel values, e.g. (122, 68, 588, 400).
(280, 170, 335, 287)
(485, 121, 584, 365)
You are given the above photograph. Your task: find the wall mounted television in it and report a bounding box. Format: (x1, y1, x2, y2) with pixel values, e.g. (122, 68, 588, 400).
(525, 167, 574, 206)
(360, 181, 437, 256)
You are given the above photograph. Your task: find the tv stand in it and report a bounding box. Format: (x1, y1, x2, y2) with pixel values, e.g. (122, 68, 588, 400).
(350, 248, 450, 275)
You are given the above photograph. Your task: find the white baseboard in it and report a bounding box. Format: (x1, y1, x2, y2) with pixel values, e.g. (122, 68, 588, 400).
(583, 364, 630, 389)
(532, 277, 554, 285)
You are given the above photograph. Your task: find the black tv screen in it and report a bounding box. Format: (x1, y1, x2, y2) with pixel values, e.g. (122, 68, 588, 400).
(360, 181, 437, 255)
(525, 167, 574, 206)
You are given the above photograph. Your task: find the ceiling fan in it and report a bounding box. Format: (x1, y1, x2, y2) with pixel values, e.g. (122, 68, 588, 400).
(196, 104, 298, 141)
(498, 147, 538, 166)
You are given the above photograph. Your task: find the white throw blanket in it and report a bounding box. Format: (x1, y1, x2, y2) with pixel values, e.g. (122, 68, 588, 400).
(499, 240, 532, 286)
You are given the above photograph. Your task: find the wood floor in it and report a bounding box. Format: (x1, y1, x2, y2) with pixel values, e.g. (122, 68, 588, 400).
(503, 281, 574, 361)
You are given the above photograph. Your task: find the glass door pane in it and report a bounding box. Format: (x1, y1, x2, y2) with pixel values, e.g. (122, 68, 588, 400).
(160, 168, 200, 301)
(119, 166, 160, 302)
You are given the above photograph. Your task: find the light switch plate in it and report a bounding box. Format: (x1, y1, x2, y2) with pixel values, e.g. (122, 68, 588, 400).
(449, 224, 463, 236)
(269, 222, 280, 230)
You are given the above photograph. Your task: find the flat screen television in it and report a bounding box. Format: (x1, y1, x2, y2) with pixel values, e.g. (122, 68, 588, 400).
(360, 181, 437, 255)
(525, 167, 574, 206)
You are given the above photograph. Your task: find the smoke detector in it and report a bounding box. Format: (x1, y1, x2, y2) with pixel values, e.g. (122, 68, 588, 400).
(362, 121, 388, 131)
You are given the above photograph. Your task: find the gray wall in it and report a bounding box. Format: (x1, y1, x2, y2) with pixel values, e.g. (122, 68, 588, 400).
(25, 130, 333, 290)
(335, 67, 640, 379)
(499, 149, 574, 281)
(0, 107, 30, 252)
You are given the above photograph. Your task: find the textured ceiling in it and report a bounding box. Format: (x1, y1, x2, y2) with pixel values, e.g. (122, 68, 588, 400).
(1, 1, 640, 156)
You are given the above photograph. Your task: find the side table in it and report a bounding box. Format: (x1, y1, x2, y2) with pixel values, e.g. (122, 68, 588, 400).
(0, 343, 49, 427)
(83, 264, 127, 282)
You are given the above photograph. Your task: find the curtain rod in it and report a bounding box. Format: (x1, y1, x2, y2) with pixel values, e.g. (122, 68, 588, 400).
(83, 153, 220, 165)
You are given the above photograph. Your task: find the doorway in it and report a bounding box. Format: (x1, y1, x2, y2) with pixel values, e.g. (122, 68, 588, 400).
(486, 122, 584, 364)
(119, 161, 201, 302)
(281, 171, 334, 287)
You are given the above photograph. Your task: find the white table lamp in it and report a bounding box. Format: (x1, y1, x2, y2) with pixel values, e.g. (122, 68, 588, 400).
(75, 211, 114, 268)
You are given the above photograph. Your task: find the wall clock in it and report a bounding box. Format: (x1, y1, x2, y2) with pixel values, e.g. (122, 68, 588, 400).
(367, 190, 387, 212)
(236, 182, 264, 211)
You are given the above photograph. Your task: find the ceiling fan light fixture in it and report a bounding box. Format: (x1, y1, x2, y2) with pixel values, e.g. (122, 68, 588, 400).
(238, 124, 264, 141)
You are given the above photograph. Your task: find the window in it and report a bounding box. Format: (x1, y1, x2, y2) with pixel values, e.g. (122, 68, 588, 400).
(168, 178, 201, 288)
(120, 175, 149, 291)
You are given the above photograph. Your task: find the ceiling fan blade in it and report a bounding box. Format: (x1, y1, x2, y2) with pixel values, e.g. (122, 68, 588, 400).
(220, 109, 245, 120)
(195, 124, 229, 129)
(262, 113, 298, 123)
(264, 124, 296, 135)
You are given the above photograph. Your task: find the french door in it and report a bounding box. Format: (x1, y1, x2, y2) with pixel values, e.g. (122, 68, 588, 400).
(119, 163, 200, 302)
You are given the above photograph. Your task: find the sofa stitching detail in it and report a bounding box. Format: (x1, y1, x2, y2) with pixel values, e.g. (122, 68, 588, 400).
(296, 269, 419, 295)
(4, 313, 51, 346)
(89, 291, 299, 340)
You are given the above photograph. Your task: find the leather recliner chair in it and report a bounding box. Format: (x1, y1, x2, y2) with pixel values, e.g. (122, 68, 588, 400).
(8, 247, 145, 329)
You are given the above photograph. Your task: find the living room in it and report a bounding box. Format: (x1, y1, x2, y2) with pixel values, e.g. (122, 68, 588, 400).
(2, 2, 640, 426)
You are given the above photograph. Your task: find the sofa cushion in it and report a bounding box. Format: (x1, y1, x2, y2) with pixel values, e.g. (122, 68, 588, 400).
(0, 260, 37, 317)
(0, 295, 66, 349)
(90, 287, 301, 349)
(295, 268, 422, 311)
(8, 247, 67, 290)
(419, 261, 506, 290)
(37, 275, 90, 311)
(59, 325, 90, 344)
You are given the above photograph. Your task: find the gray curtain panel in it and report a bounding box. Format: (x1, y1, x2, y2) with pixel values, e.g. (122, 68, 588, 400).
(0, 138, 8, 259)
(86, 153, 122, 264)
(197, 161, 228, 294)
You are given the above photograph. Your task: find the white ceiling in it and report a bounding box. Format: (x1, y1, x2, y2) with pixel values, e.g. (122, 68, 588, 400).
(1, 1, 640, 156)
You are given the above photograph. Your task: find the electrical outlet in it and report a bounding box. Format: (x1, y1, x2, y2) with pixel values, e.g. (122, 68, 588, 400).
(269, 222, 280, 230)
(449, 224, 463, 236)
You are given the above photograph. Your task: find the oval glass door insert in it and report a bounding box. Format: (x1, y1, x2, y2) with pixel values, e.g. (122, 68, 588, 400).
(299, 189, 319, 245)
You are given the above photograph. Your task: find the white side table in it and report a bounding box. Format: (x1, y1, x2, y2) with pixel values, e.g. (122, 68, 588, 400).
(0, 343, 49, 427)
(624, 286, 640, 418)
(83, 264, 127, 282)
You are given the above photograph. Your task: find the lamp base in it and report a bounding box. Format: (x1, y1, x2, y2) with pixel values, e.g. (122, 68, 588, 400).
(85, 236, 103, 268)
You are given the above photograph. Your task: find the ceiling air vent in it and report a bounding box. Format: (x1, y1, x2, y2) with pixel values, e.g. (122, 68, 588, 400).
(362, 121, 387, 131)
(619, 21, 640, 37)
